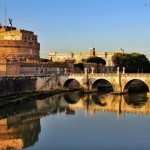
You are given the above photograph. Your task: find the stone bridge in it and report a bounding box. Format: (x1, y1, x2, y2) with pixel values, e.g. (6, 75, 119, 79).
(0, 72, 150, 96)
(60, 73, 150, 94)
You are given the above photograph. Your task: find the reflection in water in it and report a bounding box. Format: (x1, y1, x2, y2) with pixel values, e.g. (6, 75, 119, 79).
(0, 118, 40, 150)
(62, 92, 150, 118)
(0, 92, 150, 149)
(124, 93, 148, 107)
(0, 100, 46, 149)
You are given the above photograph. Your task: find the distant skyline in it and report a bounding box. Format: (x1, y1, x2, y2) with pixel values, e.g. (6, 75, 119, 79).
(0, 0, 150, 59)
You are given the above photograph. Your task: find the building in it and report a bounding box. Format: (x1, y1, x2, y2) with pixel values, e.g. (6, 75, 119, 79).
(0, 59, 74, 75)
(0, 24, 75, 75)
(0, 23, 123, 75)
(48, 48, 124, 66)
(0, 25, 40, 60)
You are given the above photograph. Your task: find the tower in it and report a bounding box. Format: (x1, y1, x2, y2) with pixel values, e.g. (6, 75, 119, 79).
(89, 48, 95, 57)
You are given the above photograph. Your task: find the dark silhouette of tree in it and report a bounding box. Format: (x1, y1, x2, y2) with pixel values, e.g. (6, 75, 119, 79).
(86, 56, 106, 65)
(39, 58, 50, 62)
(74, 63, 84, 72)
(112, 52, 150, 73)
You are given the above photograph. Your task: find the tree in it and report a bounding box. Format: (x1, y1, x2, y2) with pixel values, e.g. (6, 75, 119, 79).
(112, 52, 150, 73)
(86, 56, 106, 65)
(39, 58, 50, 62)
(74, 63, 84, 73)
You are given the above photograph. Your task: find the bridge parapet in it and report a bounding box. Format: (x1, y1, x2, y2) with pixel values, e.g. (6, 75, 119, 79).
(62, 73, 118, 78)
(0, 74, 54, 78)
(121, 73, 150, 77)
(89, 73, 117, 77)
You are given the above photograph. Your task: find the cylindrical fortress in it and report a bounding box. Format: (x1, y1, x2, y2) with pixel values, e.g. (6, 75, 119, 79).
(0, 26, 40, 60)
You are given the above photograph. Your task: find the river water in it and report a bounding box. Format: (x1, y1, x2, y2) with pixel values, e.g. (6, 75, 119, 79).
(0, 91, 150, 150)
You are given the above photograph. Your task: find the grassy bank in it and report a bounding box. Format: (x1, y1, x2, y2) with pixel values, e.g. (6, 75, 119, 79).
(0, 89, 74, 107)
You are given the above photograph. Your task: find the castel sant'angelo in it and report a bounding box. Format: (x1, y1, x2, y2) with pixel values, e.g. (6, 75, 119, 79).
(0, 24, 40, 60)
(0, 20, 71, 75)
(0, 19, 121, 75)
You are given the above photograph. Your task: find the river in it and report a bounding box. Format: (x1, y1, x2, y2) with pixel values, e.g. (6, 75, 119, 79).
(0, 91, 150, 150)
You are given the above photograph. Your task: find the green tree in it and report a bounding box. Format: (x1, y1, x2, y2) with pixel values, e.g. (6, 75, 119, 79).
(86, 56, 106, 65)
(112, 52, 150, 73)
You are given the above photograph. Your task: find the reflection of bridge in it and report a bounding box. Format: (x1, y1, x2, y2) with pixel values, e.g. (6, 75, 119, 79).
(1, 92, 150, 149)
(66, 93, 150, 118)
(60, 73, 150, 94)
(33, 92, 150, 118)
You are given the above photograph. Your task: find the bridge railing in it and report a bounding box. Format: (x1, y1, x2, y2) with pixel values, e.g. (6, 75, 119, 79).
(61, 73, 150, 77)
(1, 72, 150, 78)
(121, 73, 150, 77)
(0, 73, 55, 78)
(62, 73, 118, 77)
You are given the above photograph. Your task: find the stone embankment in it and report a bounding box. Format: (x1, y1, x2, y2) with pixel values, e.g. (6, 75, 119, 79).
(0, 74, 69, 106)
(0, 89, 76, 107)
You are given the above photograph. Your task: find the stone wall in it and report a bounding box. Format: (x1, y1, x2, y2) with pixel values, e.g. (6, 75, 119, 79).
(0, 77, 36, 96)
(0, 75, 60, 97)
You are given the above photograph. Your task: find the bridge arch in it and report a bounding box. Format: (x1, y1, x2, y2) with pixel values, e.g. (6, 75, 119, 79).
(91, 78, 114, 92)
(123, 79, 149, 93)
(63, 78, 81, 89)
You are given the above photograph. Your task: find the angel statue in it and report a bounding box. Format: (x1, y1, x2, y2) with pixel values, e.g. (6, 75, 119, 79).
(8, 18, 12, 27)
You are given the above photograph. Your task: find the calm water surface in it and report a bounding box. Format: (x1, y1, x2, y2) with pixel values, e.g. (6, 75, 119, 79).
(0, 92, 150, 150)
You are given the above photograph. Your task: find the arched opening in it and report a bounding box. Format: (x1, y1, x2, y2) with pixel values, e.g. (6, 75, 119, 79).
(91, 79, 114, 93)
(123, 79, 149, 93)
(63, 79, 81, 89)
(123, 93, 148, 107)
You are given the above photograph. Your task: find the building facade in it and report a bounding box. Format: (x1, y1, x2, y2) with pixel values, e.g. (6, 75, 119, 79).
(0, 25, 74, 75)
(0, 26, 40, 60)
(0, 59, 74, 75)
(48, 48, 124, 66)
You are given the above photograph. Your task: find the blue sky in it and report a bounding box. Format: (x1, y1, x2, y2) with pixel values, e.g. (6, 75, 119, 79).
(0, 0, 150, 59)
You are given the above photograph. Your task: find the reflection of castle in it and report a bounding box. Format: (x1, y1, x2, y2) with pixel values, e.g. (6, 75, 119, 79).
(0, 115, 41, 149)
(0, 95, 75, 149)
(0, 92, 150, 149)
(0, 100, 48, 150)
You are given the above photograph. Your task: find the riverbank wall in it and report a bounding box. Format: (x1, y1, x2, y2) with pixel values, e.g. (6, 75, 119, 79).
(0, 75, 61, 97)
